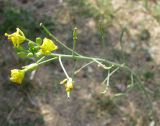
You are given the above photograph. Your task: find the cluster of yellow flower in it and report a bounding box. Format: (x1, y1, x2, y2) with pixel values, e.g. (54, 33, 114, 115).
(5, 28, 73, 97)
(4, 26, 126, 98)
(5, 28, 58, 83)
(5, 28, 58, 54)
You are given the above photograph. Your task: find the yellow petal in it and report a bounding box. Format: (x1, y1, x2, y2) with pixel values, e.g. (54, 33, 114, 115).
(65, 78, 73, 92)
(10, 69, 25, 84)
(5, 28, 26, 47)
(40, 38, 58, 55)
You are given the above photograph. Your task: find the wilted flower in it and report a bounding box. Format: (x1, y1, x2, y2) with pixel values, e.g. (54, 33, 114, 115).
(40, 38, 58, 55)
(5, 28, 26, 47)
(61, 78, 74, 98)
(10, 69, 25, 84)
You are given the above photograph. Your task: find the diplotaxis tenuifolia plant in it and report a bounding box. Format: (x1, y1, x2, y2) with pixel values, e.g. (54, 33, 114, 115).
(4, 23, 149, 100)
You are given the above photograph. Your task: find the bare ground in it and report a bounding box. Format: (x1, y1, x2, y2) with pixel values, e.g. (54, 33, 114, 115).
(0, 0, 160, 126)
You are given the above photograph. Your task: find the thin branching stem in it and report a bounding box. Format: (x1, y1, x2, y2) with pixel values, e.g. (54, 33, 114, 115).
(39, 23, 154, 116)
(59, 56, 70, 79)
(74, 61, 94, 74)
(37, 57, 57, 65)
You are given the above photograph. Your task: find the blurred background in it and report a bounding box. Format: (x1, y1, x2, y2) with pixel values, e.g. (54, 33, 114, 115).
(0, 0, 160, 126)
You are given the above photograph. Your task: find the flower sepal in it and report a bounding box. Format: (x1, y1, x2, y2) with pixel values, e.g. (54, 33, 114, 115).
(60, 78, 74, 98)
(23, 63, 38, 72)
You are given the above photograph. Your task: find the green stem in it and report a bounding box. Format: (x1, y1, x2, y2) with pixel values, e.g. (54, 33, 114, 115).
(26, 38, 35, 43)
(37, 56, 45, 63)
(74, 61, 94, 74)
(120, 27, 127, 62)
(144, 0, 149, 10)
(71, 27, 78, 78)
(59, 56, 70, 79)
(72, 27, 78, 57)
(120, 64, 154, 115)
(50, 53, 124, 68)
(38, 57, 58, 65)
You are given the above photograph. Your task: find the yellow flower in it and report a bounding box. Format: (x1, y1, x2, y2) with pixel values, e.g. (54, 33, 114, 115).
(60, 78, 74, 97)
(64, 78, 74, 98)
(5, 28, 26, 47)
(10, 69, 25, 84)
(40, 38, 58, 55)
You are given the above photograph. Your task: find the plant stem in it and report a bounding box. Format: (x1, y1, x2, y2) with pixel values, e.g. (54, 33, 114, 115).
(26, 38, 35, 43)
(37, 56, 45, 63)
(74, 61, 94, 74)
(59, 56, 70, 79)
(37, 57, 58, 65)
(50, 53, 124, 68)
(72, 27, 77, 57)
